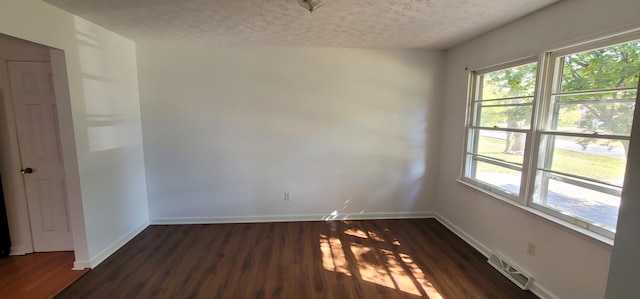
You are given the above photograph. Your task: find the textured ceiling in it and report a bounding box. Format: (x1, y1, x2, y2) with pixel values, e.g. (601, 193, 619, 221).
(44, 0, 558, 49)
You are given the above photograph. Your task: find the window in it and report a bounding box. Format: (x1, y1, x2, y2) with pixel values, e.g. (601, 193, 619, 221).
(463, 36, 640, 239)
(464, 61, 537, 199)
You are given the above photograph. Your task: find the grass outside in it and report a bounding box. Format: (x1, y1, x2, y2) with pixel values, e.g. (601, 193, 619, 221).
(476, 137, 626, 182)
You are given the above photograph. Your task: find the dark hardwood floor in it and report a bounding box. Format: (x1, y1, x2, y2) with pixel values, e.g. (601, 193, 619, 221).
(56, 219, 537, 298)
(0, 251, 88, 299)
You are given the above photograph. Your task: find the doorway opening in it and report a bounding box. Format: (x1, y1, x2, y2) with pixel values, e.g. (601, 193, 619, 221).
(0, 33, 83, 265)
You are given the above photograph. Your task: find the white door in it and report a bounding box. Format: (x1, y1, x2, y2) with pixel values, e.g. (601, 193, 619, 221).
(7, 61, 73, 252)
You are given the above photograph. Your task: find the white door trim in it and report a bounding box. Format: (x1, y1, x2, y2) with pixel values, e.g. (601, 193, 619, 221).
(50, 49, 89, 268)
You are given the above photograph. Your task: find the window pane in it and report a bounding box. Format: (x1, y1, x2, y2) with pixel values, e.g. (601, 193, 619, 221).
(465, 61, 536, 200)
(538, 134, 627, 186)
(477, 63, 537, 100)
(469, 130, 525, 164)
(560, 41, 640, 92)
(534, 173, 620, 231)
(468, 156, 522, 196)
(550, 90, 636, 135)
(475, 105, 532, 129)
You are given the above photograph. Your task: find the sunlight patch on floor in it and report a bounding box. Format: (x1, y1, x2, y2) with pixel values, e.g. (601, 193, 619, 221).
(344, 228, 369, 239)
(399, 253, 443, 299)
(319, 227, 444, 298)
(319, 234, 351, 276)
(350, 242, 397, 290)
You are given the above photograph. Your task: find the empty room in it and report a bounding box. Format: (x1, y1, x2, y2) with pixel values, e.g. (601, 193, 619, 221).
(0, 0, 639, 298)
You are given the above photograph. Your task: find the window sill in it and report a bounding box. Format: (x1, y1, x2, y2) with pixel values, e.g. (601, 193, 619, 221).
(455, 178, 614, 248)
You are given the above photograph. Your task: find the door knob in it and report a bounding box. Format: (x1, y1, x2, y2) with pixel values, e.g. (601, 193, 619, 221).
(21, 167, 33, 174)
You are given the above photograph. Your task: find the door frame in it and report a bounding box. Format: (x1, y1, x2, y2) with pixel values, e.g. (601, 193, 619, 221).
(0, 34, 88, 268)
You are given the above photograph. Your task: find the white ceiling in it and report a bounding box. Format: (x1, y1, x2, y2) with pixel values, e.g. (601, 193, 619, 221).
(44, 0, 558, 49)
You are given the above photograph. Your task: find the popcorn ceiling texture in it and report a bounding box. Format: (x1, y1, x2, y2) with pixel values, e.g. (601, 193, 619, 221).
(44, 0, 557, 49)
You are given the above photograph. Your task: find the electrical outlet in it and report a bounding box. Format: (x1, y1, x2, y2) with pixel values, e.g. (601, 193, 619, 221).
(526, 242, 536, 256)
(284, 192, 291, 201)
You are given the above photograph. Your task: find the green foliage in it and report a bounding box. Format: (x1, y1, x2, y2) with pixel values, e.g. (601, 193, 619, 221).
(482, 63, 537, 98)
(561, 41, 639, 153)
(562, 42, 640, 92)
(480, 63, 537, 128)
(562, 42, 639, 137)
(557, 110, 581, 128)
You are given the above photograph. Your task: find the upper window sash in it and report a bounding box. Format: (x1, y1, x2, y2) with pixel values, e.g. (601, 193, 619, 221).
(468, 60, 539, 131)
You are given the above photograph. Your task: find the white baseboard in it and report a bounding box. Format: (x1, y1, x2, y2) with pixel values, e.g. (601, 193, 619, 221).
(529, 284, 559, 299)
(151, 211, 434, 225)
(9, 245, 32, 256)
(73, 259, 91, 270)
(434, 213, 492, 256)
(434, 213, 558, 299)
(8, 231, 146, 270)
(86, 220, 149, 268)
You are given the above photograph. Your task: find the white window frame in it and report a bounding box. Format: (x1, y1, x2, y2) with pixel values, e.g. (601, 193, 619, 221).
(461, 32, 640, 241)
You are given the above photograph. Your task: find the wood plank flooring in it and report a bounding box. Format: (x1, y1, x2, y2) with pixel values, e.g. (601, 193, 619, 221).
(57, 219, 538, 298)
(0, 251, 88, 299)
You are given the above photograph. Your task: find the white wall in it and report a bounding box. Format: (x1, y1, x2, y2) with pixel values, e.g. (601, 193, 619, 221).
(439, 0, 640, 298)
(0, 0, 149, 268)
(605, 76, 640, 298)
(137, 43, 442, 223)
